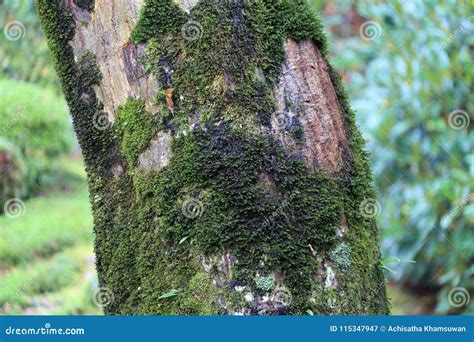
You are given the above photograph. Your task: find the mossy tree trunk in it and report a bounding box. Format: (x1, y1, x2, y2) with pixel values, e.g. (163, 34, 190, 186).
(36, 0, 389, 315)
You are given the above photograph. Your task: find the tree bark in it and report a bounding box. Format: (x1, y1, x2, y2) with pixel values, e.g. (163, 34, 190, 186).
(35, 0, 389, 315)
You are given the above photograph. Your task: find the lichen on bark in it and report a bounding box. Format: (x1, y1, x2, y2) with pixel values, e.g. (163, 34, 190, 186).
(36, 0, 389, 315)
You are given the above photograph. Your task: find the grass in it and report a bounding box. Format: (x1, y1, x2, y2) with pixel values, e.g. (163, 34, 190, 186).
(0, 156, 101, 315)
(0, 246, 88, 308)
(0, 190, 93, 266)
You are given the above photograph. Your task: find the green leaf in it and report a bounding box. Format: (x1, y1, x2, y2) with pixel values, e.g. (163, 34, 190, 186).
(380, 265, 397, 275)
(178, 236, 189, 245)
(158, 289, 179, 300)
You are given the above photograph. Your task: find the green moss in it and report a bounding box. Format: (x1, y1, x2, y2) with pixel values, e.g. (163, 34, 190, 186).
(125, 0, 387, 314)
(291, 125, 305, 145)
(127, 121, 347, 314)
(179, 273, 221, 315)
(76, 52, 102, 88)
(115, 99, 160, 166)
(74, 0, 94, 12)
(131, 0, 185, 44)
(34, 0, 118, 176)
(35, 0, 141, 316)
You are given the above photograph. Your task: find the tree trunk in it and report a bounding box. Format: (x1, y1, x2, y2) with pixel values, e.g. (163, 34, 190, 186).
(35, 0, 389, 315)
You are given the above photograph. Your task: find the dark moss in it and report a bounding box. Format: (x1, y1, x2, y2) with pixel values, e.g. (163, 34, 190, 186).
(34, 0, 117, 177)
(131, 0, 185, 44)
(290, 125, 305, 145)
(74, 0, 94, 12)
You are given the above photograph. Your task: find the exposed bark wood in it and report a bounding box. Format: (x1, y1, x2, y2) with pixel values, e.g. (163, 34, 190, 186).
(173, 0, 200, 13)
(273, 38, 349, 174)
(63, 0, 157, 119)
(138, 132, 172, 171)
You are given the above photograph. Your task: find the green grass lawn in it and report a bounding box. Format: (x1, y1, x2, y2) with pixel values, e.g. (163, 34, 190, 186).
(0, 157, 101, 315)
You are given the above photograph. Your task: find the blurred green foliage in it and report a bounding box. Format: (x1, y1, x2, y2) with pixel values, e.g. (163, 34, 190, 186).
(0, 137, 26, 202)
(0, 79, 73, 204)
(0, 0, 59, 89)
(318, 0, 473, 313)
(0, 158, 99, 315)
(0, 0, 98, 316)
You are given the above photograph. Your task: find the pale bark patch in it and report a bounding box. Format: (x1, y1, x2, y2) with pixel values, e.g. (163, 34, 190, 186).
(62, 0, 158, 120)
(173, 0, 200, 13)
(138, 132, 172, 171)
(273, 38, 349, 174)
(337, 213, 349, 237)
(325, 264, 337, 288)
(111, 162, 124, 176)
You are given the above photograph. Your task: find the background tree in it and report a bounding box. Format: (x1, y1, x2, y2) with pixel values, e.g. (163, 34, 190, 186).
(35, 0, 388, 315)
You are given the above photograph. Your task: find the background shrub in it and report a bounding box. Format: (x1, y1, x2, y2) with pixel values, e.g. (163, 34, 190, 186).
(0, 137, 26, 204)
(0, 0, 58, 89)
(0, 79, 73, 204)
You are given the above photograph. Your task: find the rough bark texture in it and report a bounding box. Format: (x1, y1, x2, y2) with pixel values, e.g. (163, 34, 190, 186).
(36, 0, 389, 315)
(273, 38, 349, 174)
